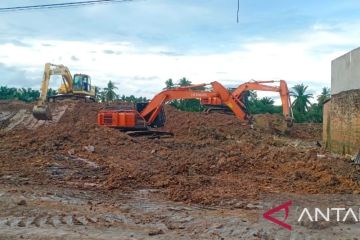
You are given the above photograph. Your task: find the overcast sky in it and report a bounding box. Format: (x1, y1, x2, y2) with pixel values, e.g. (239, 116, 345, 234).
(0, 0, 360, 99)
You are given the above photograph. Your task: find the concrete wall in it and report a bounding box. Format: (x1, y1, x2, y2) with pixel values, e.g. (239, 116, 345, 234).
(332, 47, 360, 95)
(323, 90, 360, 155)
(324, 47, 360, 155)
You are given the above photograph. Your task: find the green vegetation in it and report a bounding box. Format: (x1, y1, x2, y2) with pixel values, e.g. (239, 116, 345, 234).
(103, 80, 118, 102)
(0, 86, 57, 103)
(164, 77, 204, 112)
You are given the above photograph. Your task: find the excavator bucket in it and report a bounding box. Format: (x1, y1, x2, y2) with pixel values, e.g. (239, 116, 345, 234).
(32, 105, 52, 120)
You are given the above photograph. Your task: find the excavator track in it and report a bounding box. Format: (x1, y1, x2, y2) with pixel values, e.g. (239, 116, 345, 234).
(48, 94, 96, 102)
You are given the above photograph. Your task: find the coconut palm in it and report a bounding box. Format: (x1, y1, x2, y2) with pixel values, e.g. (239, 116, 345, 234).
(165, 78, 174, 89)
(291, 84, 313, 113)
(103, 80, 118, 102)
(179, 77, 191, 86)
(317, 87, 331, 105)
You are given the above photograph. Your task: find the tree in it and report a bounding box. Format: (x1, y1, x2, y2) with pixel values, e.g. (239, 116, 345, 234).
(165, 78, 174, 89)
(164, 78, 204, 112)
(103, 80, 118, 102)
(306, 103, 322, 123)
(95, 87, 104, 102)
(0, 86, 18, 100)
(259, 97, 274, 105)
(47, 88, 58, 97)
(317, 87, 331, 106)
(291, 84, 313, 114)
(247, 92, 281, 115)
(179, 77, 191, 87)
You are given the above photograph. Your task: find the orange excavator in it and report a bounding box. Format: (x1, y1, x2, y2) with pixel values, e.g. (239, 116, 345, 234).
(200, 80, 293, 127)
(97, 80, 293, 135)
(98, 81, 248, 135)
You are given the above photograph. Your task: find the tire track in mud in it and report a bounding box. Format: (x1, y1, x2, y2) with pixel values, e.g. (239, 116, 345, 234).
(0, 105, 69, 132)
(1, 214, 109, 228)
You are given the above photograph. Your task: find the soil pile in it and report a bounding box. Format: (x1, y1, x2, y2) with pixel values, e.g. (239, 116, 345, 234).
(0, 101, 359, 206)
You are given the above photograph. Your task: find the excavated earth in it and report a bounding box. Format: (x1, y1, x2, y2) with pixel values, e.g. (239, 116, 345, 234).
(1, 100, 360, 239)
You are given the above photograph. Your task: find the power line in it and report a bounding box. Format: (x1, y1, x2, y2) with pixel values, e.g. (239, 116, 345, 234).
(0, 0, 133, 13)
(237, 0, 239, 23)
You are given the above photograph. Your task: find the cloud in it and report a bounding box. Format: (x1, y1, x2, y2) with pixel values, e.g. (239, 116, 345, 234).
(0, 63, 38, 88)
(102, 50, 122, 55)
(0, 16, 359, 98)
(71, 56, 79, 61)
(103, 50, 115, 54)
(10, 40, 31, 47)
(42, 43, 54, 47)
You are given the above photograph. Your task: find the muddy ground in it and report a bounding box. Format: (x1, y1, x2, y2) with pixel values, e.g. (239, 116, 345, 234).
(1, 100, 360, 239)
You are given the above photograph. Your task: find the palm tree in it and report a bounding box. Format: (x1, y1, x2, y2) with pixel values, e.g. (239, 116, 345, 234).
(291, 84, 313, 113)
(317, 87, 331, 106)
(103, 80, 118, 102)
(47, 88, 58, 97)
(165, 78, 174, 89)
(179, 77, 191, 86)
(259, 97, 274, 105)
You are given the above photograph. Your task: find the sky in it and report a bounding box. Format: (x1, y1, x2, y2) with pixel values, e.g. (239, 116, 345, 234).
(0, 0, 360, 100)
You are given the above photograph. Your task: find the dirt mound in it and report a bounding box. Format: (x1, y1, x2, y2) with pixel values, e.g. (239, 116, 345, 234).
(0, 102, 358, 206)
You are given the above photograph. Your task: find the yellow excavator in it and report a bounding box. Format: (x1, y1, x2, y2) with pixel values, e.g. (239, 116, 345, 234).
(32, 63, 96, 120)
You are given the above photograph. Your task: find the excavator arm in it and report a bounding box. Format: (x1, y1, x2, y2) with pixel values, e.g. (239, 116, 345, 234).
(32, 63, 73, 120)
(232, 80, 293, 121)
(141, 82, 225, 125)
(201, 80, 293, 124)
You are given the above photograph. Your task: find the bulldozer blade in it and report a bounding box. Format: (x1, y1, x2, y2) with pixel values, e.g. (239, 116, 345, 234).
(32, 105, 52, 121)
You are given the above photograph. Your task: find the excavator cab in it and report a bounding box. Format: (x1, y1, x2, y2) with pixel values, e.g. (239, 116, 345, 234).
(73, 74, 91, 93)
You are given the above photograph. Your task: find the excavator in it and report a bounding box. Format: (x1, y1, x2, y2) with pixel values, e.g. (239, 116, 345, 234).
(32, 63, 96, 120)
(200, 80, 293, 127)
(97, 80, 293, 135)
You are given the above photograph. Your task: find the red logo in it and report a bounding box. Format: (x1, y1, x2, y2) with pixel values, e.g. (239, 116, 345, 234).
(263, 200, 292, 231)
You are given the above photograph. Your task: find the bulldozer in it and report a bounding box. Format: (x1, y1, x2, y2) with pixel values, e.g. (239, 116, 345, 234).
(32, 63, 96, 120)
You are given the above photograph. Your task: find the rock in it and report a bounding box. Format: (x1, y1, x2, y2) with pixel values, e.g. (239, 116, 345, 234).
(151, 149, 156, 154)
(17, 199, 27, 206)
(68, 149, 75, 155)
(148, 229, 164, 236)
(84, 145, 95, 153)
(246, 203, 263, 210)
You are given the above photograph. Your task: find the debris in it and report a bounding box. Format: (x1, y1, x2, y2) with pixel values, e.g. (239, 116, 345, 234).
(84, 145, 95, 153)
(1, 101, 359, 207)
(148, 229, 164, 236)
(17, 200, 27, 206)
(354, 151, 360, 165)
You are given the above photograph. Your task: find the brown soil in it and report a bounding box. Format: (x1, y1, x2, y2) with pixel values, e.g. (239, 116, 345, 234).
(1, 101, 359, 207)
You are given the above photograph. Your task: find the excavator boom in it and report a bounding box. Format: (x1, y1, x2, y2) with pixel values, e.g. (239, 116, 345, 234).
(33, 63, 72, 120)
